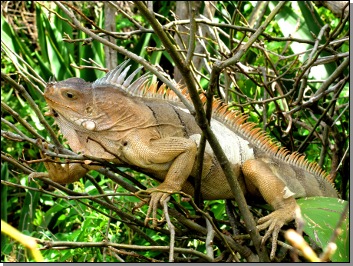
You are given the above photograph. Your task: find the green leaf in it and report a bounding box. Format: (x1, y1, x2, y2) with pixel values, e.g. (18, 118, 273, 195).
(1, 15, 18, 64)
(210, 200, 226, 219)
(43, 201, 69, 228)
(55, 249, 73, 261)
(297, 2, 324, 39)
(297, 197, 349, 262)
(18, 179, 41, 232)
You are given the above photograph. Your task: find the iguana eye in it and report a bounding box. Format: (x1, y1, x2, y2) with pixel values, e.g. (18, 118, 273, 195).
(62, 90, 77, 100)
(66, 92, 74, 98)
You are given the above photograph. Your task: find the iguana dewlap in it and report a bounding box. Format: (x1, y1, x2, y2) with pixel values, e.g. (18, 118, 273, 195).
(42, 61, 338, 259)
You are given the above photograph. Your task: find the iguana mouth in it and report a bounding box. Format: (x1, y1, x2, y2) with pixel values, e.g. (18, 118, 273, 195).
(44, 106, 59, 118)
(52, 109, 58, 117)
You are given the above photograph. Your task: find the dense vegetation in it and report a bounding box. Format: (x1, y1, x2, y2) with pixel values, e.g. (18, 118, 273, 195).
(1, 1, 349, 262)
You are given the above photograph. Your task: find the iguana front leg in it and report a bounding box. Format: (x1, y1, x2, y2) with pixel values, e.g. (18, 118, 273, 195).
(242, 159, 299, 260)
(32, 141, 95, 184)
(122, 132, 197, 226)
(42, 159, 91, 184)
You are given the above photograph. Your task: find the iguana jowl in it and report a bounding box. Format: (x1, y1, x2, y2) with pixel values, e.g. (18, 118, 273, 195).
(42, 61, 338, 259)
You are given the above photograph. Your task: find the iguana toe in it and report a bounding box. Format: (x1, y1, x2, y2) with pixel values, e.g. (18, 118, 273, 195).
(257, 210, 291, 260)
(142, 188, 171, 227)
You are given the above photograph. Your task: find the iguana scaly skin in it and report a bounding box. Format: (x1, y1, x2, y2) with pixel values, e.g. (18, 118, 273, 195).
(42, 61, 338, 259)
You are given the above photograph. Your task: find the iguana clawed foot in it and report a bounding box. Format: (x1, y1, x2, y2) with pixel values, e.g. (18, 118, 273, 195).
(257, 206, 298, 260)
(29, 140, 70, 183)
(32, 139, 90, 184)
(137, 186, 173, 227)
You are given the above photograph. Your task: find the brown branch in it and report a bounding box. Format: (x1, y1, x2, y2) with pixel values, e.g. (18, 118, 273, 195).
(288, 72, 348, 116)
(36, 239, 214, 262)
(1, 152, 34, 174)
(297, 76, 347, 153)
(54, 1, 194, 113)
(185, 2, 197, 65)
(1, 102, 43, 140)
(2, 41, 46, 90)
(162, 197, 176, 262)
(1, 71, 62, 148)
(293, 24, 330, 105)
(314, 57, 349, 97)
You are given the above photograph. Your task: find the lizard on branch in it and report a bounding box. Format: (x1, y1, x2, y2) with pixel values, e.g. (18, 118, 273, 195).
(40, 60, 338, 260)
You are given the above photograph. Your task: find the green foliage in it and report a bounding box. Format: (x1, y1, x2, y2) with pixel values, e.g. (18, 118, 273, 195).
(298, 197, 349, 262)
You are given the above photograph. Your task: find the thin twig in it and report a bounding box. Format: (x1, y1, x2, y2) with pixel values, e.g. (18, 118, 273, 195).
(37, 239, 214, 262)
(205, 218, 215, 260)
(162, 197, 175, 262)
(54, 1, 194, 113)
(293, 24, 330, 105)
(185, 2, 197, 65)
(1, 102, 44, 140)
(1, 72, 62, 147)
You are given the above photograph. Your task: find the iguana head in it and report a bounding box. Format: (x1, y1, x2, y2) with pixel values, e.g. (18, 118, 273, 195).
(44, 76, 102, 154)
(43, 61, 154, 157)
(44, 61, 149, 132)
(44, 77, 96, 129)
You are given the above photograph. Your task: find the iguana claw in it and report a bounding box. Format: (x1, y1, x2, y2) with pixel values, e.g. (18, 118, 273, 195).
(257, 207, 297, 260)
(32, 139, 91, 184)
(139, 188, 172, 227)
(30, 140, 71, 184)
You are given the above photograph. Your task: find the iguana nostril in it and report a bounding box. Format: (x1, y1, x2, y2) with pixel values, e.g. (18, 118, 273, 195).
(85, 106, 93, 115)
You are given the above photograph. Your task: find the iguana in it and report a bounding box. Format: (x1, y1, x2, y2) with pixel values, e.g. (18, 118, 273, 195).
(41, 60, 338, 259)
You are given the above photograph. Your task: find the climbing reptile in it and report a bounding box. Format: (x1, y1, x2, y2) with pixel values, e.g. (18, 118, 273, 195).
(40, 61, 338, 259)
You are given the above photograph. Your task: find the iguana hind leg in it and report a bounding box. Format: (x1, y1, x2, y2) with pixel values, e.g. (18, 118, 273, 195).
(242, 158, 299, 260)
